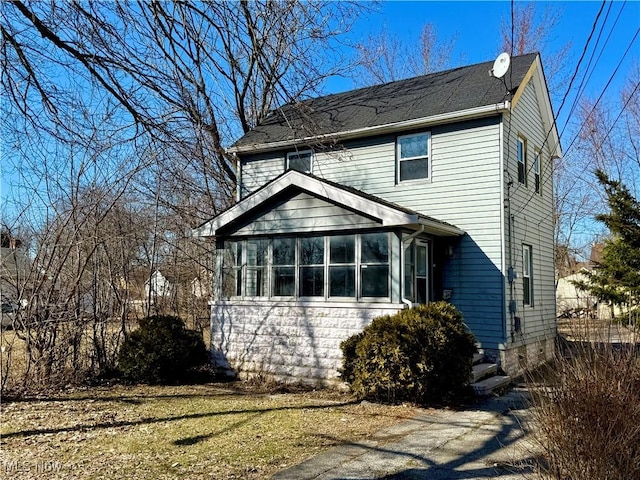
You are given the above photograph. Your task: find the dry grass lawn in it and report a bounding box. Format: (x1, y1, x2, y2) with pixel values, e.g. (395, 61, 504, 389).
(1, 383, 417, 479)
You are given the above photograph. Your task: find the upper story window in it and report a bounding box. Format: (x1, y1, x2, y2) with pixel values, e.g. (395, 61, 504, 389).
(287, 150, 313, 173)
(522, 244, 533, 306)
(397, 132, 431, 182)
(517, 136, 527, 185)
(533, 148, 541, 194)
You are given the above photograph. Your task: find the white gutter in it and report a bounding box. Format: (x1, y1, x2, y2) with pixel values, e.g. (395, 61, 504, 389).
(228, 102, 511, 154)
(417, 218, 464, 237)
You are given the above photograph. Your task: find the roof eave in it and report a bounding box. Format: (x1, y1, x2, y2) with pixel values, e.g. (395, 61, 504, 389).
(228, 102, 511, 155)
(511, 54, 562, 159)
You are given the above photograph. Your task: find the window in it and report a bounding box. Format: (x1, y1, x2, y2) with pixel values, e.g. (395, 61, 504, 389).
(403, 239, 429, 304)
(329, 235, 355, 297)
(523, 244, 533, 306)
(300, 237, 324, 297)
(533, 149, 541, 194)
(246, 239, 268, 296)
(222, 233, 390, 301)
(397, 132, 430, 182)
(272, 237, 295, 296)
(517, 136, 527, 185)
(287, 150, 313, 173)
(360, 232, 389, 297)
(222, 241, 242, 297)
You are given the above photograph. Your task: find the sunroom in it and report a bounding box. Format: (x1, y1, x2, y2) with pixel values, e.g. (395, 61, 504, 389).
(194, 170, 464, 380)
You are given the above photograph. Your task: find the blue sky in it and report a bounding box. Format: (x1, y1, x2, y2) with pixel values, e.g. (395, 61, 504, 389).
(342, 1, 638, 94)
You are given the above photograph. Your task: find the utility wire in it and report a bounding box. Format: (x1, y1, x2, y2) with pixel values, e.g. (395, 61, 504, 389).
(512, 1, 637, 217)
(509, 0, 607, 203)
(560, 0, 619, 140)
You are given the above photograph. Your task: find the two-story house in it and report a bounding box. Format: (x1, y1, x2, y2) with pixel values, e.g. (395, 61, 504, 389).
(195, 52, 561, 381)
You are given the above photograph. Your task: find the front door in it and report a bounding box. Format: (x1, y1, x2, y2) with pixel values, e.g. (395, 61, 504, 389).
(404, 238, 430, 305)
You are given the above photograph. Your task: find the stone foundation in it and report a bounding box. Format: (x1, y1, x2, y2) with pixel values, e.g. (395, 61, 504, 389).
(497, 335, 557, 377)
(210, 300, 405, 381)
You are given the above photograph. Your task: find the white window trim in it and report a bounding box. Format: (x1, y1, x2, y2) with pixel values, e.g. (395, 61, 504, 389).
(396, 132, 431, 183)
(517, 136, 527, 186)
(533, 148, 541, 194)
(328, 234, 357, 301)
(286, 149, 314, 174)
(522, 244, 533, 307)
(402, 237, 431, 306)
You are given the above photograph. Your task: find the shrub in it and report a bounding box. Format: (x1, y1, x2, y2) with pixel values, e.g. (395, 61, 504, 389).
(530, 344, 640, 480)
(117, 315, 209, 384)
(340, 302, 476, 405)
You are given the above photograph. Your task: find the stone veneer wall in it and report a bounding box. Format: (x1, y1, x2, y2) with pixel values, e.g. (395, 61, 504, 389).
(210, 301, 406, 382)
(497, 335, 558, 377)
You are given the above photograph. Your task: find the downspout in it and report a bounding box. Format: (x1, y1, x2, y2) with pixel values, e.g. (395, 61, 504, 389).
(401, 225, 425, 308)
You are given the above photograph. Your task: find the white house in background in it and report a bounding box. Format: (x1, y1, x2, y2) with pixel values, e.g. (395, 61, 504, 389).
(195, 52, 561, 381)
(556, 271, 598, 318)
(145, 270, 172, 301)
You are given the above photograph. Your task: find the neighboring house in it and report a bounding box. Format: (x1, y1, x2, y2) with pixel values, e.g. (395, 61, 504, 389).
(556, 271, 598, 318)
(1, 234, 30, 328)
(145, 269, 172, 299)
(195, 52, 561, 380)
(556, 243, 624, 319)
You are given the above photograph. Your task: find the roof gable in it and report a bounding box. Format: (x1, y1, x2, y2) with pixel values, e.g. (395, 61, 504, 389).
(193, 170, 463, 238)
(231, 53, 540, 152)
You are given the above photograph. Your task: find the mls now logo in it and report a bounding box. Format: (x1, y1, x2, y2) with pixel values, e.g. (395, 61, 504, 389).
(2, 459, 64, 473)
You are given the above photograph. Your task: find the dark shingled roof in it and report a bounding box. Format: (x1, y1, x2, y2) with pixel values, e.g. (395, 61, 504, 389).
(233, 53, 538, 149)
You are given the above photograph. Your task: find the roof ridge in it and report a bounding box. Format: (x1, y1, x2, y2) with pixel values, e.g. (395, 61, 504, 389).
(277, 52, 539, 110)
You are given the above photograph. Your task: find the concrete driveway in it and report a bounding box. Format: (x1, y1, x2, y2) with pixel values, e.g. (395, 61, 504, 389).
(272, 389, 538, 480)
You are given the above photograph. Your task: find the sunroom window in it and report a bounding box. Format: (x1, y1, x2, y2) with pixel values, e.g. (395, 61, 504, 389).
(300, 237, 324, 297)
(222, 240, 242, 297)
(329, 235, 356, 297)
(272, 237, 295, 296)
(360, 232, 389, 297)
(222, 232, 390, 301)
(403, 239, 429, 304)
(246, 239, 268, 296)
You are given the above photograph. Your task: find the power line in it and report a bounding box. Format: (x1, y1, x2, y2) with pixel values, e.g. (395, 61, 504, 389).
(559, 0, 620, 141)
(513, 4, 638, 218)
(562, 27, 639, 158)
(509, 0, 607, 203)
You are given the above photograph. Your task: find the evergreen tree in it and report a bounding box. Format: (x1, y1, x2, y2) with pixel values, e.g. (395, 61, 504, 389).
(575, 170, 640, 313)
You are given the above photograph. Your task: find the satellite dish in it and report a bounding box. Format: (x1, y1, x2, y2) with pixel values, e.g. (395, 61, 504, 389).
(491, 52, 511, 78)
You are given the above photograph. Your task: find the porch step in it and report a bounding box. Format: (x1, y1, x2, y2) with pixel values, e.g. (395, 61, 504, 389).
(471, 374, 512, 396)
(470, 362, 498, 383)
(472, 352, 485, 365)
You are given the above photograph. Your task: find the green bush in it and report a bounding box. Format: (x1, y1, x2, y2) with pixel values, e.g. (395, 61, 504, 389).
(117, 315, 209, 384)
(340, 302, 476, 405)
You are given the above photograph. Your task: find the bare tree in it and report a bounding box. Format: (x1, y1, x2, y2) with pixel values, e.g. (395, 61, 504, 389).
(1, 1, 365, 393)
(354, 23, 457, 86)
(2, 1, 360, 219)
(500, 2, 571, 99)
